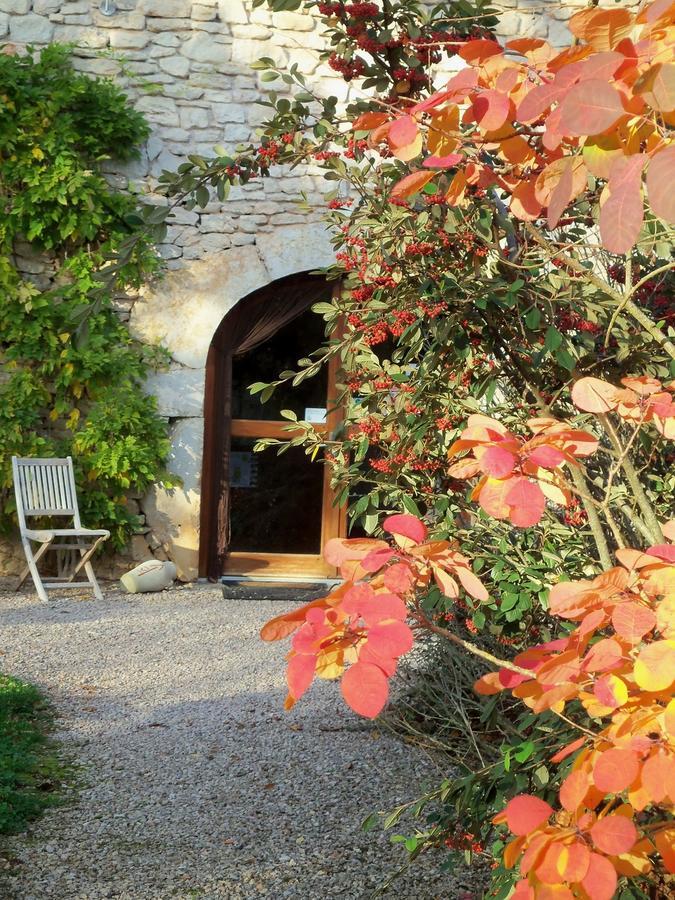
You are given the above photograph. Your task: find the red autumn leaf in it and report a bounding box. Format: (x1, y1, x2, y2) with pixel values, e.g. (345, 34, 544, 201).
(422, 152, 463, 169)
(389, 170, 435, 200)
(389, 115, 418, 149)
(599, 154, 647, 254)
(647, 144, 675, 224)
(345, 589, 407, 626)
(593, 673, 628, 709)
(590, 814, 637, 855)
(506, 478, 546, 527)
(593, 748, 640, 793)
(527, 444, 566, 469)
(582, 637, 623, 672)
(367, 620, 414, 658)
(472, 89, 510, 132)
(480, 444, 517, 477)
(611, 601, 656, 642)
(287, 652, 316, 701)
(358, 641, 397, 677)
(551, 735, 586, 764)
(341, 661, 388, 718)
(560, 768, 591, 812)
(382, 514, 427, 544)
(581, 852, 618, 900)
(571, 377, 621, 413)
(517, 82, 561, 123)
(361, 546, 396, 573)
(383, 562, 415, 594)
(557, 80, 625, 136)
(504, 794, 554, 836)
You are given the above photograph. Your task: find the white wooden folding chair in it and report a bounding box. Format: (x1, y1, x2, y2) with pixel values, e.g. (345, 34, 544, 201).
(12, 456, 110, 602)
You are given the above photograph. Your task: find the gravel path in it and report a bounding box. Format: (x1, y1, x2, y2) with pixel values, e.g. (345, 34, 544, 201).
(0, 585, 473, 900)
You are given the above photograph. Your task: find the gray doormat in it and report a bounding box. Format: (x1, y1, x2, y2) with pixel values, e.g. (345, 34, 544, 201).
(220, 581, 333, 602)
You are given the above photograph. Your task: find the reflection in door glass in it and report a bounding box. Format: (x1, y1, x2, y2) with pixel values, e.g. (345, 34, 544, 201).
(229, 438, 324, 554)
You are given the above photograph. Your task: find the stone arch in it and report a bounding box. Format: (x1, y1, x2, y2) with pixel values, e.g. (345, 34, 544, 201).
(129, 224, 335, 581)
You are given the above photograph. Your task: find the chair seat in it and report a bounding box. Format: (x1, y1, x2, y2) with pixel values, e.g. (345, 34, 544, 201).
(24, 528, 111, 542)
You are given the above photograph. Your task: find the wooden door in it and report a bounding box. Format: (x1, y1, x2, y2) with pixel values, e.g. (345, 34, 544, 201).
(223, 318, 345, 579)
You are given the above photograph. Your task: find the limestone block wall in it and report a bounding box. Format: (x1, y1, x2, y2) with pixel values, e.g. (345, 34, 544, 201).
(0, 0, 629, 583)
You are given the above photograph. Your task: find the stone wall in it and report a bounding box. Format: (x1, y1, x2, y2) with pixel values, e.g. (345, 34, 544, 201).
(0, 0, 624, 583)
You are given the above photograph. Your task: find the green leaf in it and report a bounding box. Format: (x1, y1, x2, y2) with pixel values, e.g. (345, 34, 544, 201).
(544, 326, 563, 352)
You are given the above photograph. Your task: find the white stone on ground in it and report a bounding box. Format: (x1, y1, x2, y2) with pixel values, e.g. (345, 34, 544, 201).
(0, 585, 477, 899)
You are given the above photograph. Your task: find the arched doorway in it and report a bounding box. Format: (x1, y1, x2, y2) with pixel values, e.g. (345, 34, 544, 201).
(199, 272, 345, 580)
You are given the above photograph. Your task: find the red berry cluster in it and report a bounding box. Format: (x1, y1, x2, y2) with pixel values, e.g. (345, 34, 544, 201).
(563, 497, 588, 527)
(405, 241, 435, 256)
(557, 310, 601, 334)
(256, 140, 279, 164)
(328, 197, 354, 209)
(328, 52, 366, 80)
(444, 831, 484, 854)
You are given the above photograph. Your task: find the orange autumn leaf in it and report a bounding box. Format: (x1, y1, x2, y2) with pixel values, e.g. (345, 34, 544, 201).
(592, 747, 640, 793)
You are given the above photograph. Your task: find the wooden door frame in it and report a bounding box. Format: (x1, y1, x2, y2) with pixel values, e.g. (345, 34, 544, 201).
(199, 275, 345, 579)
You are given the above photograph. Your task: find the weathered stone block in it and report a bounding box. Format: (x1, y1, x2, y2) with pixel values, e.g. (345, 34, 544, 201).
(140, 0, 192, 16)
(256, 223, 335, 282)
(179, 105, 209, 128)
(130, 246, 269, 369)
(73, 57, 120, 76)
(0, 0, 29, 13)
(180, 31, 228, 63)
(53, 24, 109, 48)
(110, 30, 150, 49)
(92, 10, 146, 29)
(144, 418, 204, 581)
(218, 0, 247, 24)
(147, 17, 193, 32)
(159, 55, 191, 77)
(154, 31, 181, 47)
(144, 366, 204, 419)
(272, 11, 314, 31)
(10, 14, 55, 43)
(136, 95, 180, 125)
(192, 4, 216, 20)
(0, 13, 7, 37)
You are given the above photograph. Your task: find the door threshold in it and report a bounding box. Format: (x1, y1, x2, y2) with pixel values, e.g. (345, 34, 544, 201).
(220, 575, 340, 602)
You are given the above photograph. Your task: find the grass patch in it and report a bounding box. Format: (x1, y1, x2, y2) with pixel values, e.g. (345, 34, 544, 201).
(0, 673, 66, 835)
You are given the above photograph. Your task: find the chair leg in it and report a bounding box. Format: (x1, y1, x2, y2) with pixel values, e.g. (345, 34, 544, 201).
(70, 537, 107, 601)
(18, 539, 52, 603)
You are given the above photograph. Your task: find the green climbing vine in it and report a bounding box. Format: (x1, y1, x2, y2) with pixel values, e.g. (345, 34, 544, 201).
(0, 45, 176, 549)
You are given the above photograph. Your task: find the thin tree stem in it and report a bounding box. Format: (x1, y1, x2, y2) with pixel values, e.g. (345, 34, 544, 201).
(598, 413, 663, 544)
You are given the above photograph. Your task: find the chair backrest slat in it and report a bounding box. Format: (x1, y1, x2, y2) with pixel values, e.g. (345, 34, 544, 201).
(12, 457, 79, 519)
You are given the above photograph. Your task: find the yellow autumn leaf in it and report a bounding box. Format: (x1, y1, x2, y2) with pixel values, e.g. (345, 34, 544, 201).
(633, 640, 675, 692)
